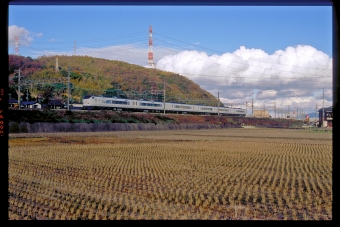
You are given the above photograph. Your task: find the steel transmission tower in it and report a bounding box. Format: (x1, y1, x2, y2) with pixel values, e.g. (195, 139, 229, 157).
(14, 36, 20, 56)
(148, 25, 155, 68)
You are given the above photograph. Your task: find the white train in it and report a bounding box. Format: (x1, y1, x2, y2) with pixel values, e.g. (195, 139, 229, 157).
(82, 95, 246, 116)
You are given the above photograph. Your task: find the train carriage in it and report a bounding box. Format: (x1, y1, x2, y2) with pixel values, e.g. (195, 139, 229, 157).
(82, 95, 246, 117)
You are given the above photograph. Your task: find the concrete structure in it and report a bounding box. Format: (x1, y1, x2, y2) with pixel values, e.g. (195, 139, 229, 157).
(253, 110, 270, 118)
(21, 101, 41, 109)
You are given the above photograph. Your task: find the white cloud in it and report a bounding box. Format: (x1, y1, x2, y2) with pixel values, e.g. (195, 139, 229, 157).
(8, 25, 38, 46)
(32, 32, 43, 37)
(256, 90, 277, 99)
(156, 45, 333, 113)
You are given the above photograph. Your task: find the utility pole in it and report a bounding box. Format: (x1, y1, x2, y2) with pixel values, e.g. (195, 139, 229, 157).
(252, 97, 254, 117)
(322, 88, 325, 127)
(263, 104, 266, 118)
(163, 79, 165, 114)
(15, 69, 21, 109)
(55, 57, 59, 72)
(303, 109, 305, 122)
(315, 104, 318, 126)
(274, 102, 276, 118)
(217, 91, 220, 116)
(288, 105, 290, 119)
(68, 67, 70, 111)
(246, 101, 248, 117)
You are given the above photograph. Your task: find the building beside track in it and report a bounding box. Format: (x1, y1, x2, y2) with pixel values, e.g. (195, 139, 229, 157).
(318, 106, 332, 127)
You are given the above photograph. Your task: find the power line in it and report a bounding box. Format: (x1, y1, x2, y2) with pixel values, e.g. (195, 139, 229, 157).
(18, 30, 331, 77)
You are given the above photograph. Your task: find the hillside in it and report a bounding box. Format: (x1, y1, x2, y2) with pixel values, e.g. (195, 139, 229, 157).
(8, 55, 221, 107)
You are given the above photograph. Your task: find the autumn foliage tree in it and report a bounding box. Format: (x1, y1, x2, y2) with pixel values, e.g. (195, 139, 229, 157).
(9, 54, 220, 105)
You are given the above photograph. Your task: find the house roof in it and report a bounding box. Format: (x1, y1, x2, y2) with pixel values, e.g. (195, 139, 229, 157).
(318, 106, 332, 112)
(21, 101, 38, 105)
(9, 98, 18, 103)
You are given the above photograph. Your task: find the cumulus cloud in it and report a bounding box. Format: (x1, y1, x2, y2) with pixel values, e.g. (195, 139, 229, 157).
(256, 90, 278, 99)
(8, 25, 41, 46)
(156, 45, 332, 114)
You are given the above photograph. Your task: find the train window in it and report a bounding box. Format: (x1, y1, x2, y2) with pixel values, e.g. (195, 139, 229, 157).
(174, 105, 191, 109)
(83, 95, 92, 99)
(106, 100, 111, 104)
(112, 101, 128, 105)
(140, 102, 161, 107)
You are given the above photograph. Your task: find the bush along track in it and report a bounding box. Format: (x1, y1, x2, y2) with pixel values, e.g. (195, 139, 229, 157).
(8, 109, 301, 133)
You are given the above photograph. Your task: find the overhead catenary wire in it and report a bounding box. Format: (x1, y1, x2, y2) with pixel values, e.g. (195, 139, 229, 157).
(16, 30, 331, 76)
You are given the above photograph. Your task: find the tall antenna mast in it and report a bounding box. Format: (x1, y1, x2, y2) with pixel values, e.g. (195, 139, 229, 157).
(148, 25, 155, 68)
(74, 40, 76, 55)
(14, 36, 20, 56)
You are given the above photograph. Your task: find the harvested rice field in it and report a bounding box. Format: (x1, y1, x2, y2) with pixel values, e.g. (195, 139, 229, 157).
(8, 128, 332, 220)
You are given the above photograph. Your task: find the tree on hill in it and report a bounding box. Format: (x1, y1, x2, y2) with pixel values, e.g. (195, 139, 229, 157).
(8, 55, 220, 106)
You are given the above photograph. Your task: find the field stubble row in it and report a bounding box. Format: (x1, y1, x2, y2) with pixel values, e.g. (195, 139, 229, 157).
(9, 128, 332, 220)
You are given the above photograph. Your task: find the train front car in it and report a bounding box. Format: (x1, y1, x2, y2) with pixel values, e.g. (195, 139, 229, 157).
(82, 95, 97, 110)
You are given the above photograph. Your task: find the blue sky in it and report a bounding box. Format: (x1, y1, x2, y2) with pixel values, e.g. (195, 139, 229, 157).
(8, 5, 333, 117)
